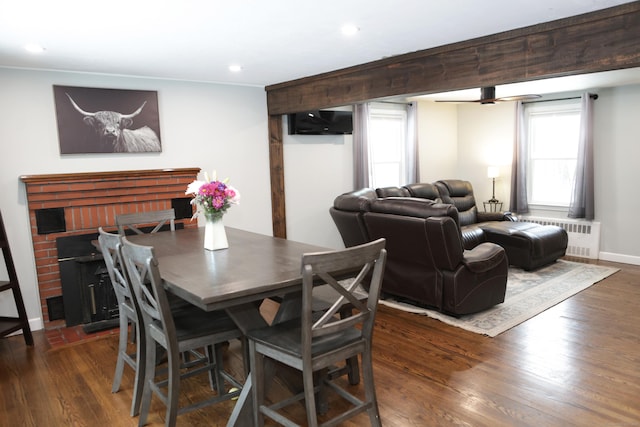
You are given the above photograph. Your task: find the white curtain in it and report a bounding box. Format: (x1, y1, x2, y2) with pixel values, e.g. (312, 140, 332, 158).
(509, 101, 529, 213)
(353, 103, 370, 189)
(405, 102, 420, 184)
(568, 93, 595, 219)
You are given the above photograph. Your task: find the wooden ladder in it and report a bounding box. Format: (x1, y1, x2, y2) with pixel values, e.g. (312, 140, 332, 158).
(0, 210, 33, 346)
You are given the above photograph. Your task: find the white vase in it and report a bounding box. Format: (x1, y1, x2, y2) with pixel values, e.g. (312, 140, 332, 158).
(203, 214, 228, 251)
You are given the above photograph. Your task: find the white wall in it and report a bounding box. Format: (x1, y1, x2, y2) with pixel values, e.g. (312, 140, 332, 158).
(417, 101, 458, 181)
(283, 115, 353, 249)
(594, 85, 640, 262)
(456, 102, 515, 206)
(0, 67, 272, 330)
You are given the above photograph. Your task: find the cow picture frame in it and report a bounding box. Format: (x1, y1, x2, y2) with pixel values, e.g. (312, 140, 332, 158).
(53, 85, 162, 154)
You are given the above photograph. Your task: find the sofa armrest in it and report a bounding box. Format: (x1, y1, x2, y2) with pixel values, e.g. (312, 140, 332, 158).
(477, 211, 517, 222)
(461, 242, 506, 273)
(425, 216, 464, 271)
(504, 212, 518, 221)
(333, 188, 377, 212)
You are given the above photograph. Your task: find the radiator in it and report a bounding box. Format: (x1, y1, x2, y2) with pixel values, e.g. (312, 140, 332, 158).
(519, 216, 601, 259)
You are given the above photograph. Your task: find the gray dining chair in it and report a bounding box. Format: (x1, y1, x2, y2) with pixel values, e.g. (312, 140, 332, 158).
(98, 227, 145, 416)
(120, 237, 245, 427)
(116, 209, 176, 235)
(99, 227, 196, 417)
(247, 238, 387, 427)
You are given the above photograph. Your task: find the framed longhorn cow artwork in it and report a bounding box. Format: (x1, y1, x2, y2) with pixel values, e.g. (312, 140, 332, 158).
(53, 85, 162, 154)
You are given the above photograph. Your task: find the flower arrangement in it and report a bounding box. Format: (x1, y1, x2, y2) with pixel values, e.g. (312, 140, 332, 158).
(185, 172, 240, 221)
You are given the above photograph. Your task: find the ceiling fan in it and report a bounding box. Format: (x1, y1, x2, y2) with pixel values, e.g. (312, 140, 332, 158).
(436, 86, 541, 104)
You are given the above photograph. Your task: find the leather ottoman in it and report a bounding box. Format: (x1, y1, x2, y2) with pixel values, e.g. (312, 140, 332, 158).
(479, 222, 568, 271)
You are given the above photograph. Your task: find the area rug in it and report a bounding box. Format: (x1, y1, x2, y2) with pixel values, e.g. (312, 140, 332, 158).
(379, 260, 619, 337)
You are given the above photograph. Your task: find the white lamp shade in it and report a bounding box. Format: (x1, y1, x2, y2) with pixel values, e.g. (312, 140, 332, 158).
(487, 166, 500, 179)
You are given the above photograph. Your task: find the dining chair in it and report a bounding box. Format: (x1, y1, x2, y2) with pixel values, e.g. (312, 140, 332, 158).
(98, 227, 145, 417)
(247, 238, 387, 427)
(120, 237, 245, 427)
(99, 227, 195, 416)
(116, 209, 176, 235)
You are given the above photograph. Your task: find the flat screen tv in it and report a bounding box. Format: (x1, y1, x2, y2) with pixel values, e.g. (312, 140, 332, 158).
(288, 110, 353, 135)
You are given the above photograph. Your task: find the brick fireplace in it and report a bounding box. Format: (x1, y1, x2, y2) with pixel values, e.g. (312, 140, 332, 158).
(19, 168, 200, 341)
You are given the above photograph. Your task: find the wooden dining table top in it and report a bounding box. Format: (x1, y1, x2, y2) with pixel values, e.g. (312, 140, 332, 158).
(126, 226, 330, 312)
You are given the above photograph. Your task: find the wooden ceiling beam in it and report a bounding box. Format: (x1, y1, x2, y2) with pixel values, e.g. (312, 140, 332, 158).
(266, 2, 640, 115)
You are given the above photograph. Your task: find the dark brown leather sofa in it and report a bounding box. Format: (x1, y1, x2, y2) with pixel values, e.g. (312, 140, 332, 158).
(329, 180, 569, 313)
(362, 197, 508, 315)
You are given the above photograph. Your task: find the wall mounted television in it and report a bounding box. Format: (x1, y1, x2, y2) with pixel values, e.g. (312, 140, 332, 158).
(288, 110, 353, 135)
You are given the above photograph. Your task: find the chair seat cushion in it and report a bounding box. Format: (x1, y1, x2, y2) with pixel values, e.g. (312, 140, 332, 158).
(152, 307, 240, 343)
(247, 318, 362, 359)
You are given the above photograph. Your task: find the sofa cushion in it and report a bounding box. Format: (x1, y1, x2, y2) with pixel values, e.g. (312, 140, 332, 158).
(369, 197, 459, 225)
(460, 224, 486, 249)
(435, 180, 478, 226)
(404, 183, 441, 201)
(376, 186, 411, 198)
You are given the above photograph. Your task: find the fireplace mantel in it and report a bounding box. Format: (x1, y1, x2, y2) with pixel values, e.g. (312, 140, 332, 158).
(20, 167, 201, 184)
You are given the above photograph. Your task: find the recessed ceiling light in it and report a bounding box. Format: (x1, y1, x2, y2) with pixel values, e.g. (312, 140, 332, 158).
(229, 64, 242, 72)
(341, 24, 359, 36)
(25, 43, 45, 54)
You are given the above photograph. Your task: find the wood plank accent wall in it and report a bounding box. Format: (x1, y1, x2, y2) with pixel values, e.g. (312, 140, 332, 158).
(19, 168, 200, 328)
(264, 3, 640, 237)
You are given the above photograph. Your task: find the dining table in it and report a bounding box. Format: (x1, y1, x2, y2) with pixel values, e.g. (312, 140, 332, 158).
(127, 225, 332, 426)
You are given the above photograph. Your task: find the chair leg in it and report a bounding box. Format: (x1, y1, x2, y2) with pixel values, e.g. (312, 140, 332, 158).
(361, 348, 382, 427)
(130, 322, 137, 344)
(138, 336, 156, 427)
(212, 344, 225, 393)
(112, 313, 129, 394)
(165, 347, 181, 427)
(303, 366, 319, 427)
(345, 355, 360, 385)
(130, 318, 145, 417)
(249, 342, 265, 427)
(241, 337, 250, 379)
(339, 307, 361, 385)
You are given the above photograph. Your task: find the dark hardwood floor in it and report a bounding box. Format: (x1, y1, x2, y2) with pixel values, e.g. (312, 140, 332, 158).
(1, 259, 639, 426)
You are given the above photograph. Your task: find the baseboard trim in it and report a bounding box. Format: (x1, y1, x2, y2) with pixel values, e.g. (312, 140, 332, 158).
(599, 251, 640, 266)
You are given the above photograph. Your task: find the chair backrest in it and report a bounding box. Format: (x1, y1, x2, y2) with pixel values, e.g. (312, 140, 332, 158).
(98, 227, 134, 305)
(120, 238, 175, 349)
(116, 209, 176, 236)
(434, 180, 478, 226)
(301, 238, 386, 348)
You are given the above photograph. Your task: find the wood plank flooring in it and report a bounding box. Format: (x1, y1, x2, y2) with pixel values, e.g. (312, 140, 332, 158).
(1, 259, 639, 426)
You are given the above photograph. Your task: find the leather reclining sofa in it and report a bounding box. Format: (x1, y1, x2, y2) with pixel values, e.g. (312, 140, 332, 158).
(329, 179, 568, 315)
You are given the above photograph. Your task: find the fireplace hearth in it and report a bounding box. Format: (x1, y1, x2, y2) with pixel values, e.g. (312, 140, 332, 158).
(56, 233, 119, 333)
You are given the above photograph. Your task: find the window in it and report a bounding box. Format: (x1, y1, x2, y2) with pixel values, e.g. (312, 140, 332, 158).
(368, 105, 408, 188)
(525, 100, 581, 207)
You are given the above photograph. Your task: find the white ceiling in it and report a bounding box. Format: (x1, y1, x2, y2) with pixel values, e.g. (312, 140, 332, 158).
(0, 0, 637, 94)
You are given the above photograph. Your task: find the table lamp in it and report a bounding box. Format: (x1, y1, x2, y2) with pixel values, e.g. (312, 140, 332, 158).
(487, 166, 499, 203)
